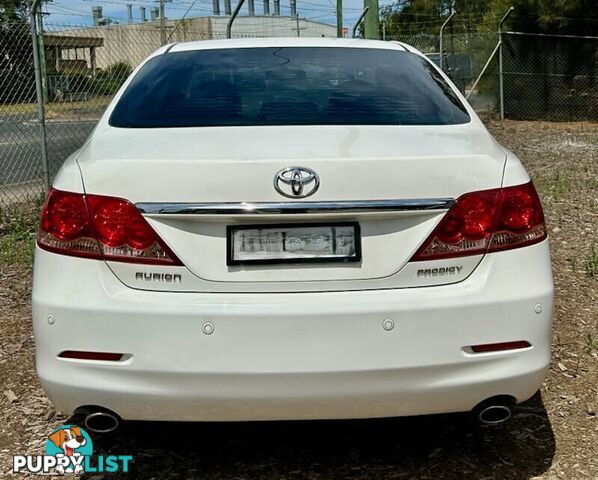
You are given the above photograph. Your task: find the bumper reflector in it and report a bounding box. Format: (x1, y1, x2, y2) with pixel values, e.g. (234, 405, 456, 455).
(470, 341, 531, 353)
(59, 351, 124, 361)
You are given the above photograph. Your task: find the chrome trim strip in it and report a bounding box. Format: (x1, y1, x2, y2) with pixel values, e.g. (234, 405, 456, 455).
(136, 199, 454, 215)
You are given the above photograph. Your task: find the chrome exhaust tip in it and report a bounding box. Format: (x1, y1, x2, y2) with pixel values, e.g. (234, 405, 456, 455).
(477, 404, 512, 425)
(84, 410, 120, 434)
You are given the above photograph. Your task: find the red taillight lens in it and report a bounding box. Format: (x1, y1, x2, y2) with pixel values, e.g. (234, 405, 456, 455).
(412, 182, 546, 261)
(38, 189, 182, 265)
(89, 198, 132, 247)
(38, 189, 102, 259)
(87, 196, 157, 251)
(43, 191, 89, 241)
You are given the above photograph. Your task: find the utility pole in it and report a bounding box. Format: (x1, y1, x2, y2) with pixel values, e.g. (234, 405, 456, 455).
(336, 0, 342, 38)
(159, 0, 166, 45)
(363, 0, 379, 39)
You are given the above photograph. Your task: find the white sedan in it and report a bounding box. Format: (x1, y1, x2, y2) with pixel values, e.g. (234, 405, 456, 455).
(32, 38, 553, 433)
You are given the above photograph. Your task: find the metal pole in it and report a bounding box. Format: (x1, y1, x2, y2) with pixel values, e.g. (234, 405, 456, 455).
(159, 0, 166, 45)
(439, 11, 455, 71)
(498, 6, 514, 119)
(336, 0, 342, 38)
(352, 6, 368, 38)
(295, 14, 300, 37)
(29, 0, 50, 192)
(37, 11, 48, 103)
(226, 0, 247, 38)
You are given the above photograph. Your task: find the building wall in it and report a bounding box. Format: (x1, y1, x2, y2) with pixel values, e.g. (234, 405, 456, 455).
(211, 15, 336, 38)
(52, 16, 335, 71)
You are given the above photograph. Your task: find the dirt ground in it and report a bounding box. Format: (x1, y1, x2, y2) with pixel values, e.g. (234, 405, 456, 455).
(0, 119, 596, 479)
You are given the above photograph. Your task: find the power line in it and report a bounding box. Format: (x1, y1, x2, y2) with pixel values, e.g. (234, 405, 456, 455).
(167, 0, 201, 41)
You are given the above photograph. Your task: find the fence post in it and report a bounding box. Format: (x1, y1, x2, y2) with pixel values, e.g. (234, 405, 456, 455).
(498, 7, 514, 119)
(159, 0, 166, 45)
(29, 0, 50, 192)
(439, 11, 455, 72)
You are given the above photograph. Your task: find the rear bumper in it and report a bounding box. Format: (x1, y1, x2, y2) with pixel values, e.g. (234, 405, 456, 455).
(32, 241, 554, 421)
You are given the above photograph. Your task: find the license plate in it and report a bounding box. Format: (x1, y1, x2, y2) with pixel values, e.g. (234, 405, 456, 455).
(227, 223, 361, 265)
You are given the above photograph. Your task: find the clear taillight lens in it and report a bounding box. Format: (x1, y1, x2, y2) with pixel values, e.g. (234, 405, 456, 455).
(38, 189, 182, 265)
(411, 182, 547, 261)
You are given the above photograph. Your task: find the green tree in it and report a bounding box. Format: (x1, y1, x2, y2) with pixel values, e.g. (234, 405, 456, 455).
(0, 0, 32, 72)
(0, 0, 36, 24)
(483, 0, 598, 35)
(0, 0, 38, 102)
(381, 0, 598, 36)
(381, 1, 448, 37)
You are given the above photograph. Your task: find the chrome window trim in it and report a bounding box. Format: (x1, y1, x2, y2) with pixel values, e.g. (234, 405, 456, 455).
(136, 199, 454, 215)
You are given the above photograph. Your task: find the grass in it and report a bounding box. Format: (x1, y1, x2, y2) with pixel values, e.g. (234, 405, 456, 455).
(586, 246, 598, 279)
(544, 170, 573, 201)
(586, 332, 598, 353)
(0, 202, 41, 269)
(0, 96, 112, 117)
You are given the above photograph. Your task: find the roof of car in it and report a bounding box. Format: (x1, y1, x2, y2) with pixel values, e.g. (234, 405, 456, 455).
(167, 37, 413, 54)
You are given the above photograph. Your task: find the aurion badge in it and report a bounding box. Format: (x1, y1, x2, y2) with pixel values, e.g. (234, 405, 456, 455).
(274, 167, 320, 199)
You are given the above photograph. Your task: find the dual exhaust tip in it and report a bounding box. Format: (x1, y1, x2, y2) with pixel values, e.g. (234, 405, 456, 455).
(77, 397, 513, 434)
(80, 408, 120, 434)
(477, 404, 512, 425)
(474, 396, 514, 426)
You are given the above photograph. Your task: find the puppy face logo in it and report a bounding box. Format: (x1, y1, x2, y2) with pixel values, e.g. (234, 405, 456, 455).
(45, 425, 93, 474)
(13, 424, 132, 474)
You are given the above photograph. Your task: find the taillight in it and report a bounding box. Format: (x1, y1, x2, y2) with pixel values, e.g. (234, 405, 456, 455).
(412, 182, 546, 261)
(38, 189, 182, 265)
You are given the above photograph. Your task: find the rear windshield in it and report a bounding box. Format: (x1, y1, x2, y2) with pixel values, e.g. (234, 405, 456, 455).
(110, 47, 470, 128)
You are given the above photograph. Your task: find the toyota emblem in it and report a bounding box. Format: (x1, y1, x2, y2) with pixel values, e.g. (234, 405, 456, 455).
(273, 167, 320, 199)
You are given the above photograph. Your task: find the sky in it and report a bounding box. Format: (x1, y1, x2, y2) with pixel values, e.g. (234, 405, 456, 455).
(44, 0, 396, 28)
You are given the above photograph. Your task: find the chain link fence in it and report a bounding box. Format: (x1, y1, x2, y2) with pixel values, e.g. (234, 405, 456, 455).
(389, 31, 501, 113)
(502, 32, 598, 121)
(0, 21, 41, 206)
(1, 16, 597, 208)
(0, 16, 337, 207)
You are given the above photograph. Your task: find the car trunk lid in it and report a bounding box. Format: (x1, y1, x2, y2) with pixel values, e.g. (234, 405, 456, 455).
(77, 123, 506, 292)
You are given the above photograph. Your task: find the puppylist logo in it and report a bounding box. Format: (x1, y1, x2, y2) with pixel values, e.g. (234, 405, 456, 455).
(13, 425, 132, 474)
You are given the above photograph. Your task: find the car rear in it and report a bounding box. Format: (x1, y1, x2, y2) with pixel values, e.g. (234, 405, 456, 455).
(31, 38, 554, 422)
